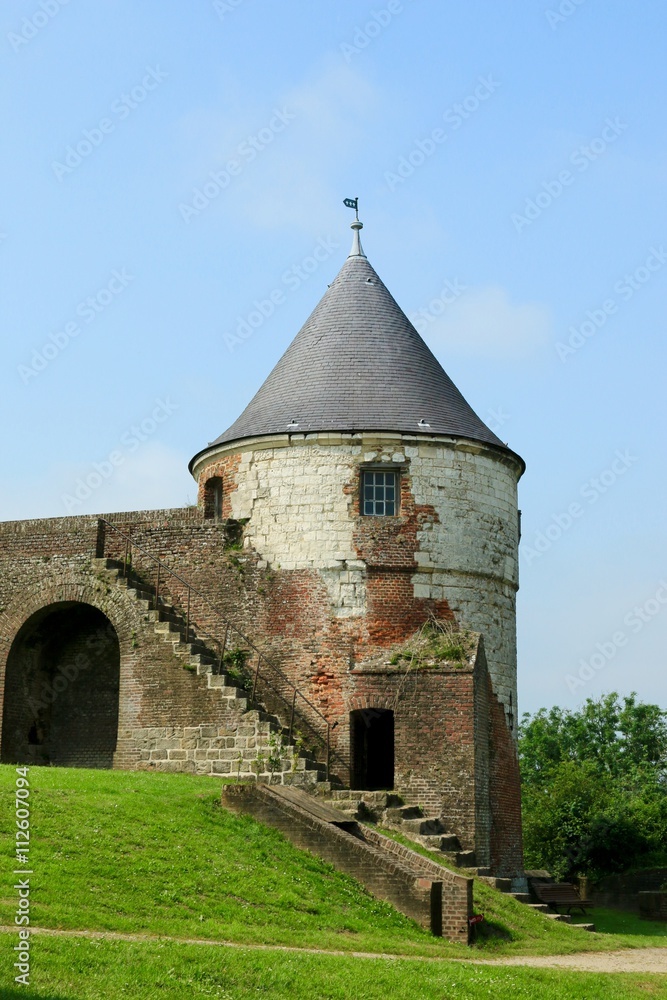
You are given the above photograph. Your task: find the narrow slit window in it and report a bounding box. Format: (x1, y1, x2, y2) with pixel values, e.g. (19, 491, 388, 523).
(204, 477, 223, 520)
(361, 470, 398, 516)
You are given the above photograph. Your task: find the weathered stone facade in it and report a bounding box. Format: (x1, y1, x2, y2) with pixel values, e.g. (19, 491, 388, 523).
(0, 223, 526, 877)
(192, 430, 521, 713)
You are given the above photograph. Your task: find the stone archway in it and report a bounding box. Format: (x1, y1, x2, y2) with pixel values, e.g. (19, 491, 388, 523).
(1, 602, 120, 768)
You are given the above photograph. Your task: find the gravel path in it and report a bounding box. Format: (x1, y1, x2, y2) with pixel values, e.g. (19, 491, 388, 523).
(2, 925, 666, 974)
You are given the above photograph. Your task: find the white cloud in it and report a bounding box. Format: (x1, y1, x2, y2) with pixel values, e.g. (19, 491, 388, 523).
(176, 60, 379, 234)
(419, 284, 551, 359)
(0, 444, 196, 523)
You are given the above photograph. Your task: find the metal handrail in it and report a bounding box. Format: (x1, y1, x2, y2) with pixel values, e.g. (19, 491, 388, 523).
(97, 517, 332, 779)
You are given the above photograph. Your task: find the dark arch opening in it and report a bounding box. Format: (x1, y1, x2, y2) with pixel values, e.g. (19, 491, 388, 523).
(1, 602, 120, 768)
(203, 477, 223, 520)
(350, 708, 394, 790)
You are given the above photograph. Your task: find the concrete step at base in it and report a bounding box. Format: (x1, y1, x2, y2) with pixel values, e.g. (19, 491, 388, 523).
(575, 922, 596, 932)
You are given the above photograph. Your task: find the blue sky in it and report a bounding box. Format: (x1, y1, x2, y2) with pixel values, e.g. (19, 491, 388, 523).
(1, 0, 665, 716)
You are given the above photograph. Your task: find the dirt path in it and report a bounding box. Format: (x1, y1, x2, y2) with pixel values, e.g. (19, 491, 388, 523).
(2, 925, 665, 974)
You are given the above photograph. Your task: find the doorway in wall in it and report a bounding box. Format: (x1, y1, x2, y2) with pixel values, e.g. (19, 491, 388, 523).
(350, 708, 394, 790)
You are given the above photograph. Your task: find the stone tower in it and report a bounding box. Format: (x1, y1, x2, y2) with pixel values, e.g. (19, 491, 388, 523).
(0, 213, 525, 875)
(190, 217, 525, 868)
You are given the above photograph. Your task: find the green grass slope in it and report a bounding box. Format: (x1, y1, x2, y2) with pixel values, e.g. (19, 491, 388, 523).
(1, 766, 666, 999)
(3, 765, 667, 956)
(1, 934, 666, 1000)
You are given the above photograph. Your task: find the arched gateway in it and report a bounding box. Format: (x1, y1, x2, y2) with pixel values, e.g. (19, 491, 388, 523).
(1, 602, 120, 767)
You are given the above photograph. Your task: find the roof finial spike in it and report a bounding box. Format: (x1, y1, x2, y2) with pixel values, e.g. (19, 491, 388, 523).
(343, 196, 366, 258)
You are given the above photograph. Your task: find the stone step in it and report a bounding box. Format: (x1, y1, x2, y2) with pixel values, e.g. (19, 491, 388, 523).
(511, 892, 532, 904)
(478, 876, 512, 891)
(181, 654, 215, 669)
(451, 850, 476, 867)
(386, 805, 424, 822)
(421, 833, 461, 852)
(207, 678, 243, 695)
(330, 789, 390, 804)
(124, 587, 154, 603)
(576, 922, 595, 932)
(400, 816, 444, 835)
(92, 557, 116, 570)
(545, 912, 572, 923)
(220, 695, 248, 712)
(154, 621, 182, 635)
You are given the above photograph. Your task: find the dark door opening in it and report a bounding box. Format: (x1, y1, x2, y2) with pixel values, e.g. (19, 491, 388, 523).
(350, 708, 394, 790)
(1, 602, 120, 768)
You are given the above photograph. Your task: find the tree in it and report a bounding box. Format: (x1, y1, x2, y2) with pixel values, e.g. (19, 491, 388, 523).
(519, 693, 667, 879)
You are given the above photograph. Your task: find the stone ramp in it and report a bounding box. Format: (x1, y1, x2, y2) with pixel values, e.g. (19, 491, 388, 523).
(271, 785, 358, 827)
(221, 783, 472, 943)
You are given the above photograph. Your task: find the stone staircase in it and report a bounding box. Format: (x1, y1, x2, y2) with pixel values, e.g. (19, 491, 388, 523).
(322, 790, 478, 868)
(92, 557, 328, 786)
(318, 789, 595, 928)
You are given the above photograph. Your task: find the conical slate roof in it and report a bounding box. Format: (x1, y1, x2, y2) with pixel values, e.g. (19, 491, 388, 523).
(191, 225, 515, 468)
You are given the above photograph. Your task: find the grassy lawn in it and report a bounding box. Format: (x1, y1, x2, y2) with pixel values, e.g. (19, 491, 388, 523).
(1, 765, 666, 998)
(1, 934, 666, 1000)
(373, 824, 667, 955)
(571, 906, 667, 941)
(0, 766, 448, 958)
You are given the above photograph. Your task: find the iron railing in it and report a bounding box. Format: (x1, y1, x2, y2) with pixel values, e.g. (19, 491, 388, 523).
(97, 518, 331, 777)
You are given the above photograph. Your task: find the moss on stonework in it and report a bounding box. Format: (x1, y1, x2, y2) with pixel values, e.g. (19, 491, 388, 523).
(384, 619, 478, 670)
(222, 647, 252, 690)
(223, 518, 249, 551)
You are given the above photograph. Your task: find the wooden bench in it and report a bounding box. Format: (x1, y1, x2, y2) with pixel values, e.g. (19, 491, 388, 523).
(533, 882, 594, 914)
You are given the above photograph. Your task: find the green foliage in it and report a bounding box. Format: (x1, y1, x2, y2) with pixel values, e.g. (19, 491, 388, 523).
(520, 693, 667, 880)
(386, 619, 476, 668)
(222, 647, 251, 690)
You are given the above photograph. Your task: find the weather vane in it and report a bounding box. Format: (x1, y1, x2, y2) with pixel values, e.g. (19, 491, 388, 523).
(343, 196, 359, 221)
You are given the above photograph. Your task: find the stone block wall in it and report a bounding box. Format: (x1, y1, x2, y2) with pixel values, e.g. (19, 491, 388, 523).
(191, 431, 521, 725)
(0, 488, 524, 874)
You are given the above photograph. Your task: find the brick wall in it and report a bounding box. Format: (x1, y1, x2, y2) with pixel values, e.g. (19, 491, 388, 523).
(191, 431, 522, 723)
(488, 673, 524, 876)
(221, 782, 473, 942)
(0, 448, 524, 873)
(2, 603, 119, 768)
